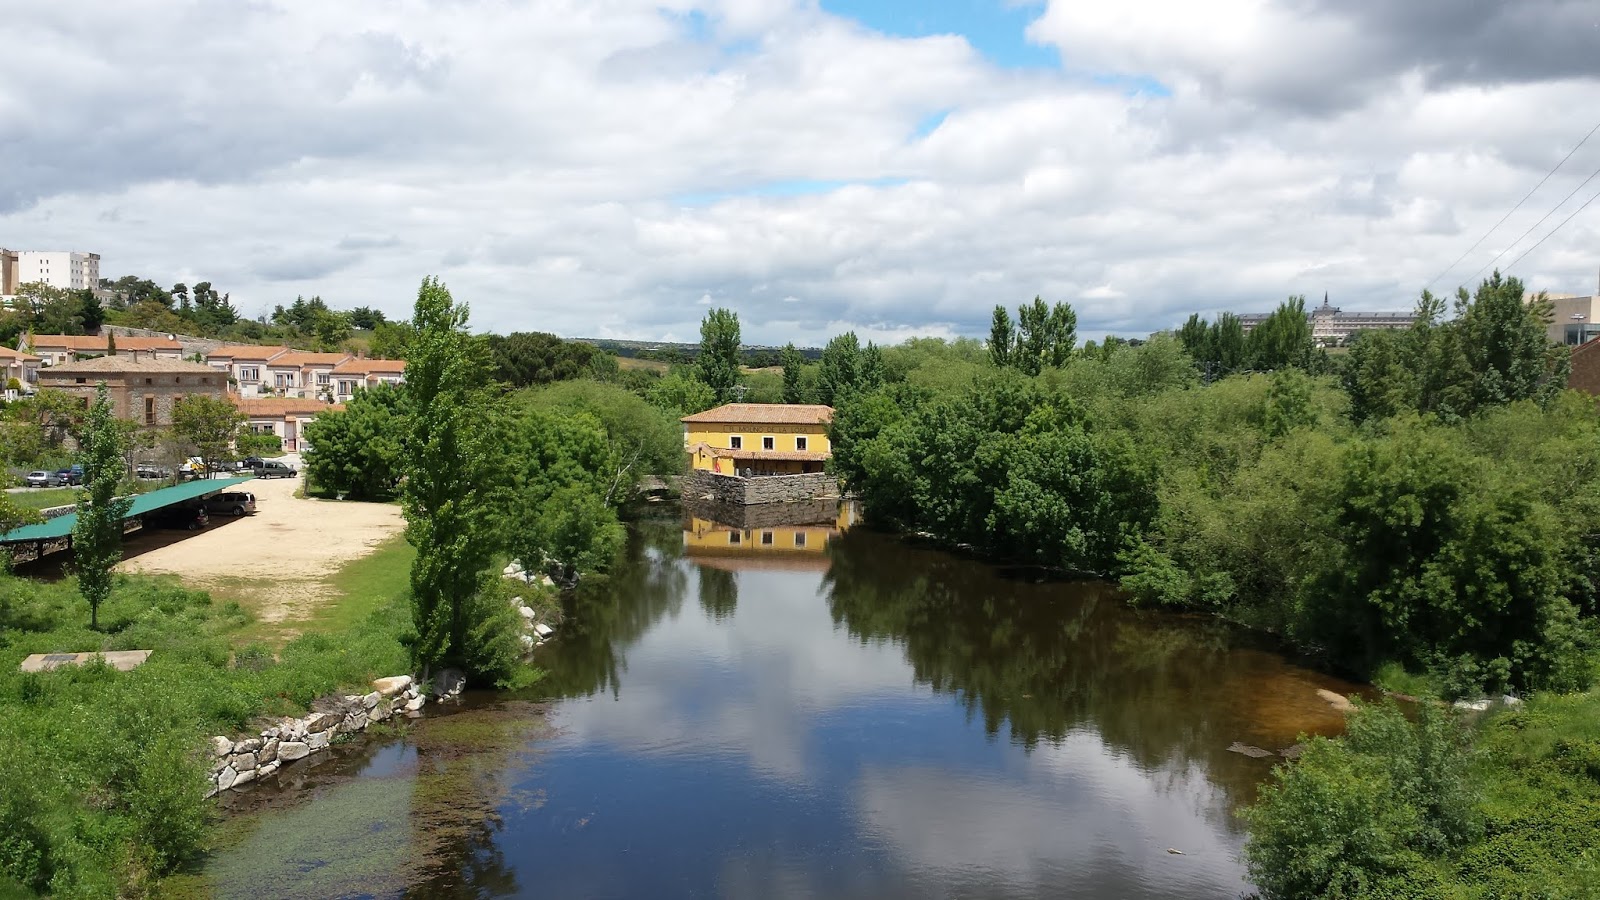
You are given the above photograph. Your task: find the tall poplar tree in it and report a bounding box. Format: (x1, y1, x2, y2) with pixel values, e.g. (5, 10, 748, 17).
(780, 343, 807, 403)
(73, 382, 132, 630)
(696, 307, 742, 405)
(401, 277, 497, 675)
(989, 305, 1015, 368)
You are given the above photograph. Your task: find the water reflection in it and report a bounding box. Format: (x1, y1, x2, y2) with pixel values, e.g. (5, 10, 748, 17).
(202, 503, 1364, 899)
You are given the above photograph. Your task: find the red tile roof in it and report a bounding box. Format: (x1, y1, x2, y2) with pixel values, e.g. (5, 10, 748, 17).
(680, 403, 833, 425)
(331, 358, 406, 375)
(231, 397, 345, 417)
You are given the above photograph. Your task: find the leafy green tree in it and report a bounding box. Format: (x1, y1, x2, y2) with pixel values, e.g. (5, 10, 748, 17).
(171, 395, 243, 476)
(235, 431, 282, 457)
(817, 332, 861, 406)
(989, 305, 1015, 368)
(526, 379, 686, 485)
(646, 370, 716, 417)
(401, 277, 500, 676)
(303, 384, 406, 500)
(1247, 296, 1314, 370)
(1004, 297, 1076, 375)
(485, 332, 603, 387)
(1456, 272, 1567, 411)
(780, 343, 807, 403)
(370, 319, 415, 359)
(72, 383, 132, 630)
(1244, 701, 1479, 899)
(695, 307, 742, 405)
(346, 306, 388, 330)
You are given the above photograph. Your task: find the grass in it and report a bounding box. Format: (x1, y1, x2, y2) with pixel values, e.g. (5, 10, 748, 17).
(617, 356, 669, 374)
(11, 488, 78, 510)
(306, 536, 416, 634)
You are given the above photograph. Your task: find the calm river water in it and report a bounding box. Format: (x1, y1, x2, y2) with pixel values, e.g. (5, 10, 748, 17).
(198, 503, 1365, 899)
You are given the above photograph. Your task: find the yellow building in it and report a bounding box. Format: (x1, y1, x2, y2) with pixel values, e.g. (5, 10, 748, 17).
(682, 403, 833, 476)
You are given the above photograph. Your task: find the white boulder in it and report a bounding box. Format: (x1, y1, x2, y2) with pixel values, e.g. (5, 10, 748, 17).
(277, 741, 310, 761)
(371, 675, 412, 697)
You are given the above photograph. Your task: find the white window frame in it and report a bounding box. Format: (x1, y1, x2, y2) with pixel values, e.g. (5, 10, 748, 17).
(795, 436, 808, 451)
(729, 435, 743, 450)
(762, 436, 775, 451)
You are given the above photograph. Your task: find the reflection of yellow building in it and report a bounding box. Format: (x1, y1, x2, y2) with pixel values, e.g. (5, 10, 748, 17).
(682, 503, 859, 572)
(682, 403, 832, 475)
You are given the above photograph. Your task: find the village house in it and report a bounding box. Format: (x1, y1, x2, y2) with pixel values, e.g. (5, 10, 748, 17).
(36, 356, 225, 428)
(0, 346, 42, 392)
(23, 333, 184, 367)
(683, 403, 834, 476)
(262, 351, 352, 398)
(330, 358, 406, 400)
(231, 396, 344, 453)
(205, 345, 289, 397)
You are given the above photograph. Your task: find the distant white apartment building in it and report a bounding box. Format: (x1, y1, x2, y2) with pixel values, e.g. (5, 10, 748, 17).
(0, 249, 101, 294)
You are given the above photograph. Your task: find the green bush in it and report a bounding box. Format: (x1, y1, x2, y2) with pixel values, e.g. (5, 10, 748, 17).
(0, 573, 414, 896)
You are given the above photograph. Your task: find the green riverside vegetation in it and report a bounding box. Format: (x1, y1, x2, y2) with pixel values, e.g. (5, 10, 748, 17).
(826, 272, 1599, 898)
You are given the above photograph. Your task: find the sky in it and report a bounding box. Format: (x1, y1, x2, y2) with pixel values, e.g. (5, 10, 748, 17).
(2, 0, 1599, 345)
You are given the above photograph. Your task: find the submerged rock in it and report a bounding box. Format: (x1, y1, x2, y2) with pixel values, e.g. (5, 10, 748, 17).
(1227, 742, 1275, 759)
(1316, 689, 1354, 712)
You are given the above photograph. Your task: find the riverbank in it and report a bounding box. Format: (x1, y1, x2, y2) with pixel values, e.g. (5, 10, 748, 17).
(0, 529, 556, 897)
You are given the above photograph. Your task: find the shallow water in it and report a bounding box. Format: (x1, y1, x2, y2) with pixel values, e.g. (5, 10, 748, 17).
(199, 504, 1365, 899)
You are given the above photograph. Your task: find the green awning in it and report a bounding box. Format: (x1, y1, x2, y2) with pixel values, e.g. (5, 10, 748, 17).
(0, 477, 255, 544)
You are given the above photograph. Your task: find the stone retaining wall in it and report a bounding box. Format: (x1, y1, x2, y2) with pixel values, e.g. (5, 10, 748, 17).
(205, 674, 429, 797)
(685, 470, 841, 506)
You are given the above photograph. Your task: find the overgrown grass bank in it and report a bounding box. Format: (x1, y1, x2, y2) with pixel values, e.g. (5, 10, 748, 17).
(0, 568, 411, 897)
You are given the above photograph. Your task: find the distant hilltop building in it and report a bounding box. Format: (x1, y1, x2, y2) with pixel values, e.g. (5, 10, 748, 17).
(1529, 291, 1600, 346)
(1238, 296, 1414, 346)
(0, 249, 100, 296)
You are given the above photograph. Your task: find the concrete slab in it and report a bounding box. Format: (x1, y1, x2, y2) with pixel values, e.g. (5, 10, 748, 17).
(19, 650, 152, 673)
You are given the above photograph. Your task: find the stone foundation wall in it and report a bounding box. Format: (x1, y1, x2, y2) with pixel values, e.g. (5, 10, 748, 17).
(205, 674, 427, 796)
(685, 470, 841, 506)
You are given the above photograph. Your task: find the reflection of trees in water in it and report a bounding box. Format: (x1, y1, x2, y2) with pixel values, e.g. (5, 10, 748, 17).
(696, 565, 738, 621)
(824, 529, 1270, 793)
(533, 518, 688, 699)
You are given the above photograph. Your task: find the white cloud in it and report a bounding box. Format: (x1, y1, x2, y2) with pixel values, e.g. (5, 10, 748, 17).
(2, 0, 1597, 343)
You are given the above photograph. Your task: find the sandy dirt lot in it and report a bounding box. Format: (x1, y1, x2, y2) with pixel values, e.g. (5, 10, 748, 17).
(118, 471, 404, 627)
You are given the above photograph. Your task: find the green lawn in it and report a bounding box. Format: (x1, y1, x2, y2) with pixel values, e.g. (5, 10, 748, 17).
(309, 535, 416, 633)
(12, 487, 79, 510)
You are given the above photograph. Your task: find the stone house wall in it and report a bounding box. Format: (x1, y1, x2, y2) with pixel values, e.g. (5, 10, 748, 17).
(685, 469, 841, 505)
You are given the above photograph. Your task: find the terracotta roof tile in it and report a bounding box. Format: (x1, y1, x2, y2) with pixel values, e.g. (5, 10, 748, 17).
(0, 347, 41, 362)
(231, 397, 344, 417)
(331, 358, 406, 375)
(680, 403, 833, 425)
(37, 356, 220, 375)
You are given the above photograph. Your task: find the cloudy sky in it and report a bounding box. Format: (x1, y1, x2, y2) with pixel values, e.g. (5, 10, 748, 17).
(3, 0, 1598, 345)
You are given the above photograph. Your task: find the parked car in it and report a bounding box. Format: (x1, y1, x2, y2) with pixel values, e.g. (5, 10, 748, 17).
(202, 491, 256, 517)
(144, 503, 208, 531)
(251, 460, 296, 479)
(53, 466, 83, 486)
(135, 464, 172, 480)
(238, 456, 266, 470)
(24, 470, 51, 488)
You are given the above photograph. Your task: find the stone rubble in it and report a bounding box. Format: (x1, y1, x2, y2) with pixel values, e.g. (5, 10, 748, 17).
(204, 673, 432, 798)
(499, 561, 561, 653)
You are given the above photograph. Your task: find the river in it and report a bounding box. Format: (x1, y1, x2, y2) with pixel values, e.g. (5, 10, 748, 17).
(195, 502, 1365, 899)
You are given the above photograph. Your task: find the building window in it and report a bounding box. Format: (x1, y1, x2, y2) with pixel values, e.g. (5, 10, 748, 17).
(74, 377, 85, 384)
(761, 531, 774, 545)
(174, 377, 181, 384)
(762, 436, 774, 450)
(728, 531, 741, 545)
(144, 397, 155, 426)
(794, 532, 807, 548)
(317, 373, 330, 385)
(729, 435, 743, 450)
(145, 378, 153, 385)
(795, 436, 808, 451)
(240, 367, 258, 381)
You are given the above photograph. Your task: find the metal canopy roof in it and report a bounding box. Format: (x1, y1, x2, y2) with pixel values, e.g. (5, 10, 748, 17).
(0, 477, 254, 544)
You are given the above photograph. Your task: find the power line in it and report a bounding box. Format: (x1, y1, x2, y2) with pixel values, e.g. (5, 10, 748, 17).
(1427, 117, 1600, 291)
(1502, 180, 1600, 274)
(1466, 159, 1600, 286)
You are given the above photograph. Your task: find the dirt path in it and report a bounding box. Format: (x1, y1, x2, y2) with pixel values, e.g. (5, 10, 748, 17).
(118, 470, 404, 628)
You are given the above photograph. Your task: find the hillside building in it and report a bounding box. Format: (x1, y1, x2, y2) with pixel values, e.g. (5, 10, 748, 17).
(36, 356, 225, 428)
(1237, 296, 1414, 345)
